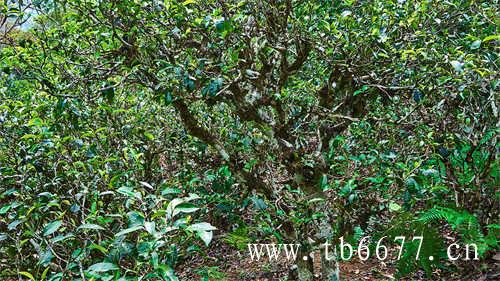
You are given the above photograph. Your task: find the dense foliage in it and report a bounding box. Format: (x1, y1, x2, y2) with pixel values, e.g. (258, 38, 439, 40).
(1, 0, 498, 280)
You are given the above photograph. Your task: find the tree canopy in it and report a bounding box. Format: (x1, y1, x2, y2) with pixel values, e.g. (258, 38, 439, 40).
(0, 0, 498, 280)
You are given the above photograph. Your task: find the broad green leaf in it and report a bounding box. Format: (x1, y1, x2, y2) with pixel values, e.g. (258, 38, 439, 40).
(43, 220, 62, 236)
(117, 186, 138, 198)
(196, 229, 214, 246)
(143, 132, 155, 141)
(0, 205, 11, 214)
(144, 221, 156, 235)
(483, 35, 499, 42)
(166, 194, 200, 219)
(188, 222, 217, 246)
(51, 233, 74, 243)
(470, 40, 481, 50)
(77, 224, 105, 231)
(28, 118, 44, 126)
(127, 211, 145, 227)
(450, 60, 464, 73)
(172, 203, 199, 218)
(188, 222, 217, 232)
(389, 202, 402, 212)
(87, 262, 119, 272)
(161, 187, 181, 195)
(251, 197, 267, 210)
(115, 225, 143, 237)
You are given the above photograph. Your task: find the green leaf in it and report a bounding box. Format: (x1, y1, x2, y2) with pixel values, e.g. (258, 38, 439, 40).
(182, 0, 196, 5)
(341, 10, 352, 17)
(139, 181, 154, 190)
(20, 271, 36, 281)
(114, 225, 143, 237)
(143, 132, 155, 141)
(77, 224, 105, 231)
(470, 40, 481, 50)
(87, 262, 119, 272)
(188, 222, 217, 232)
(307, 197, 324, 205)
(161, 187, 182, 195)
(196, 229, 213, 246)
(353, 85, 369, 96)
(127, 211, 145, 227)
(172, 203, 199, 218)
(88, 243, 109, 254)
(28, 118, 44, 127)
(41, 267, 50, 281)
(389, 202, 402, 212)
(450, 60, 464, 73)
(43, 220, 62, 236)
(20, 134, 38, 140)
(158, 265, 179, 281)
(251, 197, 267, 210)
(483, 35, 499, 43)
(51, 233, 74, 243)
(144, 221, 156, 235)
(166, 194, 200, 219)
(0, 205, 11, 214)
(188, 222, 217, 246)
(117, 186, 138, 198)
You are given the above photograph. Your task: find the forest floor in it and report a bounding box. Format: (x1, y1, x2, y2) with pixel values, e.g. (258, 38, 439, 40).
(178, 239, 499, 281)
